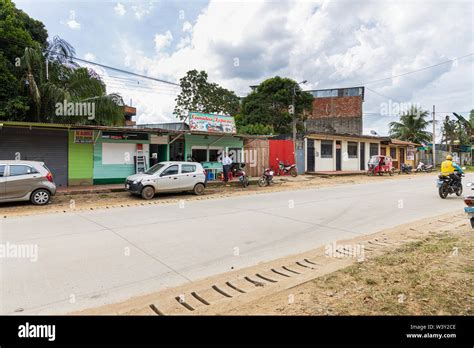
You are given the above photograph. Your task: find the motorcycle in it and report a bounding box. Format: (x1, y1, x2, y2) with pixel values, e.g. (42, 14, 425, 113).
(437, 171, 464, 199)
(258, 168, 274, 187)
(416, 162, 433, 173)
(278, 161, 298, 177)
(464, 182, 474, 228)
(399, 163, 412, 175)
(234, 163, 250, 188)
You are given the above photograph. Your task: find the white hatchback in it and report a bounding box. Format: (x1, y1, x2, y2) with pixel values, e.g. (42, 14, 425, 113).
(125, 161, 207, 200)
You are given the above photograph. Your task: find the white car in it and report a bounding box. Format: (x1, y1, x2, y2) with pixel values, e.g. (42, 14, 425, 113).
(125, 161, 207, 200)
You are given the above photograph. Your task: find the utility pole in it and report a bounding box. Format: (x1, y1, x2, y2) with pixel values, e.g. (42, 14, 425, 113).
(291, 80, 307, 154)
(432, 105, 436, 167)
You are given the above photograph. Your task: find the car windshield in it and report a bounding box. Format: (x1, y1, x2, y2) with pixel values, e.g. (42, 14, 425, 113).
(145, 163, 166, 175)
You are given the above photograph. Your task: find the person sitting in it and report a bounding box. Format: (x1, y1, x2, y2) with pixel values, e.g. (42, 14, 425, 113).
(441, 155, 464, 185)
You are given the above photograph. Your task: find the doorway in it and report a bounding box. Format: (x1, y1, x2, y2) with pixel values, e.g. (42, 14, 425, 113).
(360, 142, 365, 170)
(336, 141, 341, 171)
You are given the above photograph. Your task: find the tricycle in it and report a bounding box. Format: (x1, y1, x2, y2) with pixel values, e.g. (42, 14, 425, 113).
(464, 182, 474, 228)
(367, 155, 394, 176)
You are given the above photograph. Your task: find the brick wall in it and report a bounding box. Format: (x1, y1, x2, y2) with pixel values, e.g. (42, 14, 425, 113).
(307, 96, 363, 134)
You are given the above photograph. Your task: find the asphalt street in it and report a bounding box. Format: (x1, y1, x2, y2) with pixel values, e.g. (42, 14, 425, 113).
(0, 174, 469, 314)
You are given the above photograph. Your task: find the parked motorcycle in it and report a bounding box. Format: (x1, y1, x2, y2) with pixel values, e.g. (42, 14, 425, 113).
(234, 163, 250, 188)
(416, 162, 433, 173)
(399, 163, 412, 175)
(258, 168, 274, 187)
(437, 171, 464, 199)
(278, 161, 298, 177)
(464, 182, 474, 228)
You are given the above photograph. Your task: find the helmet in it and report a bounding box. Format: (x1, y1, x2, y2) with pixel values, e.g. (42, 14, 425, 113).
(446, 155, 453, 161)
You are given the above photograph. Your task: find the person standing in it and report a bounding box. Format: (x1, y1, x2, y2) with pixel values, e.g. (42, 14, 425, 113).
(222, 152, 233, 184)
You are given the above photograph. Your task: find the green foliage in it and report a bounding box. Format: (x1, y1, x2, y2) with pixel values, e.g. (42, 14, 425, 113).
(388, 106, 432, 144)
(238, 76, 313, 135)
(173, 70, 240, 120)
(0, 0, 125, 126)
(443, 113, 471, 147)
(237, 123, 274, 135)
(470, 110, 474, 129)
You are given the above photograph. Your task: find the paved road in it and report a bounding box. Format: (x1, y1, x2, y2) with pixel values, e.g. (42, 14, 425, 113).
(0, 175, 469, 314)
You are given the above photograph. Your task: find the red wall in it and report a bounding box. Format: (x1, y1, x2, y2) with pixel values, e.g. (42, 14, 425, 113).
(269, 140, 295, 172)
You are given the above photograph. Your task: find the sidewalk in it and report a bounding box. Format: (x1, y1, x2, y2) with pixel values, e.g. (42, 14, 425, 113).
(56, 174, 314, 195)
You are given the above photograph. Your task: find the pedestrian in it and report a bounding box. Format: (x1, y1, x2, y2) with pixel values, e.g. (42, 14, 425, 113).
(221, 152, 233, 185)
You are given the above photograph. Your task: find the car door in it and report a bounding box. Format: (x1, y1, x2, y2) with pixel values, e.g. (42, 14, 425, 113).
(155, 164, 181, 192)
(180, 164, 197, 189)
(0, 164, 6, 200)
(5, 164, 40, 199)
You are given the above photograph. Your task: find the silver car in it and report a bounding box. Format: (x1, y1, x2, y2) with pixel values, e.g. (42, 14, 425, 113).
(0, 161, 57, 205)
(125, 161, 207, 200)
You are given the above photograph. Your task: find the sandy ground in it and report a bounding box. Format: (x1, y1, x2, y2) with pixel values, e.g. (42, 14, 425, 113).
(0, 172, 434, 218)
(75, 210, 472, 316)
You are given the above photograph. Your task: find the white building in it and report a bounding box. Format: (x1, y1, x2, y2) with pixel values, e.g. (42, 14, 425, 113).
(305, 133, 381, 173)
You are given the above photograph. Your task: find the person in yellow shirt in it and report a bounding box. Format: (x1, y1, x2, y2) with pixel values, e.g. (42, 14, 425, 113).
(441, 155, 464, 185)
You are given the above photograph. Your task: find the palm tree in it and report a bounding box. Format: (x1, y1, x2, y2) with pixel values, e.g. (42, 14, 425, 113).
(388, 106, 432, 144)
(18, 36, 125, 126)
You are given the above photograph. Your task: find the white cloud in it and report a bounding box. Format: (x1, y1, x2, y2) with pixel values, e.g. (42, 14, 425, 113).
(154, 31, 173, 54)
(64, 10, 81, 30)
(131, 1, 155, 20)
(84, 53, 96, 61)
(114, 3, 126, 16)
(114, 0, 473, 131)
(182, 21, 193, 33)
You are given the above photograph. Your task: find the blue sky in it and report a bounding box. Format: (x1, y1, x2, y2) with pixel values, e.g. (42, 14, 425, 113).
(15, 0, 474, 137)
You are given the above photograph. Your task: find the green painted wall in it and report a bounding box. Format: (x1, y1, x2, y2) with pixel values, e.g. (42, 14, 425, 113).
(68, 130, 94, 186)
(184, 134, 243, 160)
(93, 133, 150, 184)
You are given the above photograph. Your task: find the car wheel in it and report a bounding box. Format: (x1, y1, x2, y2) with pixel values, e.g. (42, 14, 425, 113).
(193, 183, 205, 195)
(30, 189, 51, 205)
(141, 186, 155, 200)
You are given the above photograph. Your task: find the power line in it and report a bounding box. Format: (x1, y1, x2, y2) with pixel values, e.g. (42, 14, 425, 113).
(357, 53, 474, 86)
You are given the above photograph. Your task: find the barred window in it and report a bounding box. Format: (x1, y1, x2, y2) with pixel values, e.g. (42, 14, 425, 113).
(348, 142, 358, 158)
(321, 140, 333, 158)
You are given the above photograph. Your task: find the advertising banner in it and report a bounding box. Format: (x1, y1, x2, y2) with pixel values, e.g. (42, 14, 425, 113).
(189, 112, 236, 134)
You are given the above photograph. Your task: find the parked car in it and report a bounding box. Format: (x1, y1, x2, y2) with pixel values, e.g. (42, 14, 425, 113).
(0, 160, 57, 205)
(125, 161, 207, 200)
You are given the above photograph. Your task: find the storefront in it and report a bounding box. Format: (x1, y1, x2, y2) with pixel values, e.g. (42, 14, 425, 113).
(0, 122, 69, 187)
(305, 133, 381, 172)
(380, 138, 419, 170)
(93, 130, 151, 184)
(184, 133, 244, 180)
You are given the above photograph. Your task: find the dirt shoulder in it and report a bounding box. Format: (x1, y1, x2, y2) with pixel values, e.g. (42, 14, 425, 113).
(1, 172, 432, 218)
(75, 210, 471, 316)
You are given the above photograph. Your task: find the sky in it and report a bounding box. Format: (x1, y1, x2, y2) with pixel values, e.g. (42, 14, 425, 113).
(15, 0, 474, 137)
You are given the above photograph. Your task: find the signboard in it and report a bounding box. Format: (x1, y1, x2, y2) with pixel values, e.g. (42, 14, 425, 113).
(407, 147, 415, 161)
(74, 130, 94, 144)
(189, 112, 236, 134)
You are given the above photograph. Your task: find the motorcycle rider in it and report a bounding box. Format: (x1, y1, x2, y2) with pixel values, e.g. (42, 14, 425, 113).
(441, 155, 464, 186)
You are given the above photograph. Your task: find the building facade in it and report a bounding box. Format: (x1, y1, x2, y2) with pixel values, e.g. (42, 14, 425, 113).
(306, 87, 364, 135)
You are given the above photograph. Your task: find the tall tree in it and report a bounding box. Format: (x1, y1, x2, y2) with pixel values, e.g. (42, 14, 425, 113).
(238, 76, 313, 135)
(173, 70, 240, 120)
(388, 106, 432, 144)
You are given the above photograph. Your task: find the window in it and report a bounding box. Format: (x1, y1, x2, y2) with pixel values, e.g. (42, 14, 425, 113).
(192, 149, 207, 162)
(0, 165, 5, 177)
(209, 149, 220, 162)
(146, 163, 166, 175)
(161, 165, 179, 176)
(9, 165, 36, 176)
(370, 143, 379, 156)
(321, 140, 333, 158)
(390, 148, 397, 159)
(181, 164, 196, 173)
(348, 142, 358, 158)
